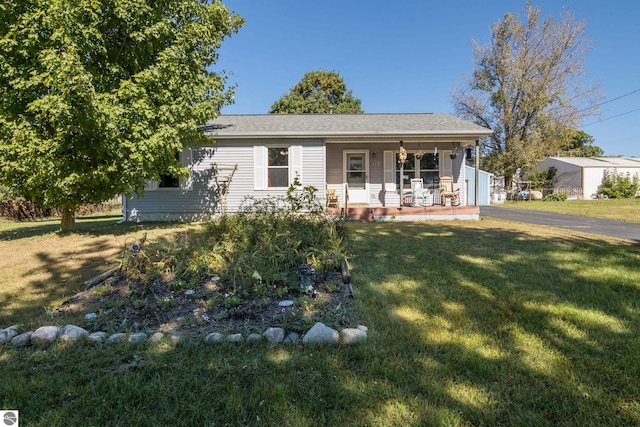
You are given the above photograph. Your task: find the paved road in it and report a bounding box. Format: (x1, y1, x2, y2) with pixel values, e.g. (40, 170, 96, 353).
(480, 206, 640, 243)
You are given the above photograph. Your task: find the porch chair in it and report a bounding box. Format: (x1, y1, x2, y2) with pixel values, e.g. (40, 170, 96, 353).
(326, 186, 339, 208)
(439, 176, 460, 206)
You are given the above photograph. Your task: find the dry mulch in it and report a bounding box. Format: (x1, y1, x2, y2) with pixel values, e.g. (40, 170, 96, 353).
(60, 269, 360, 338)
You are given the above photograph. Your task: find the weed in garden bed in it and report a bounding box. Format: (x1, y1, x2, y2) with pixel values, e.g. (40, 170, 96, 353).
(59, 189, 359, 336)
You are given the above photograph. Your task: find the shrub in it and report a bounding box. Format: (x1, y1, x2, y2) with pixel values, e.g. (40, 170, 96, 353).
(543, 193, 567, 202)
(527, 167, 557, 191)
(120, 180, 349, 304)
(0, 200, 120, 220)
(597, 169, 639, 199)
(0, 200, 54, 220)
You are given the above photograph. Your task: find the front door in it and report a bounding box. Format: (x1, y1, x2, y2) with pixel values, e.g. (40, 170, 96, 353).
(344, 150, 369, 204)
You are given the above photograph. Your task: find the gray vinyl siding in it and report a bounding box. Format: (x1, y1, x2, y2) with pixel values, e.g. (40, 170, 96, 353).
(125, 139, 325, 220)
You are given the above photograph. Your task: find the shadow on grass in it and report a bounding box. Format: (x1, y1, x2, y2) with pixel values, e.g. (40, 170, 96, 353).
(2, 221, 640, 426)
(0, 216, 197, 327)
(0, 214, 191, 241)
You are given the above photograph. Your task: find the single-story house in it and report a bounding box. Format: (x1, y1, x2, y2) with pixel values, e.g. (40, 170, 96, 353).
(534, 157, 640, 199)
(123, 113, 492, 221)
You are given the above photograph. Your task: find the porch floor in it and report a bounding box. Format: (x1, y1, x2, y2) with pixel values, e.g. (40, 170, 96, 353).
(326, 205, 480, 221)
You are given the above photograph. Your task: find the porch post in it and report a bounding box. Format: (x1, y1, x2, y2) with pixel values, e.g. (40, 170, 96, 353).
(398, 141, 407, 209)
(475, 139, 479, 206)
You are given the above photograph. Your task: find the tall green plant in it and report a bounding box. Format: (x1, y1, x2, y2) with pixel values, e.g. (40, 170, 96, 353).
(598, 169, 639, 198)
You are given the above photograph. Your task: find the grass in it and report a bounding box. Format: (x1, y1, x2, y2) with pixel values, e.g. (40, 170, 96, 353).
(0, 212, 200, 329)
(498, 198, 640, 222)
(2, 215, 640, 425)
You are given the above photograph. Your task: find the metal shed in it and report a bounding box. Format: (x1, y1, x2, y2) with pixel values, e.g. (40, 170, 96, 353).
(534, 157, 640, 199)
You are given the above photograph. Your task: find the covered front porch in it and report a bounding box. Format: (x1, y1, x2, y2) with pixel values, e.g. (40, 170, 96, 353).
(324, 138, 481, 217)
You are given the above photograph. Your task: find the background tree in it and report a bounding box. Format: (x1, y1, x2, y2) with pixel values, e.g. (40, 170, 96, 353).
(452, 2, 602, 188)
(561, 130, 604, 157)
(0, 0, 243, 231)
(270, 70, 364, 114)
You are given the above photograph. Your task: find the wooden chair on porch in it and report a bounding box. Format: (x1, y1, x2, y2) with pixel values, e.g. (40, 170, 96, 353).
(326, 186, 339, 208)
(439, 176, 460, 206)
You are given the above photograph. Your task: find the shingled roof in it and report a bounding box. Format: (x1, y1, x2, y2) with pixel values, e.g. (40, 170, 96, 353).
(203, 113, 492, 139)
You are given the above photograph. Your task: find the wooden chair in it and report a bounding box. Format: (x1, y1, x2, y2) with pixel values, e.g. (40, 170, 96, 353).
(326, 187, 339, 208)
(439, 176, 460, 206)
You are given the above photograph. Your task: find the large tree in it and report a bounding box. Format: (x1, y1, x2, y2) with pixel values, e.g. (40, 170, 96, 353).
(452, 2, 602, 188)
(562, 130, 604, 157)
(270, 70, 364, 114)
(0, 0, 243, 231)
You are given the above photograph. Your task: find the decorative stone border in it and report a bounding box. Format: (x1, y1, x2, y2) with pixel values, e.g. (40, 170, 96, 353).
(0, 322, 368, 348)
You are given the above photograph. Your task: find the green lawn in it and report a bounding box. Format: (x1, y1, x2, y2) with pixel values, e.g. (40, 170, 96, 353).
(2, 217, 639, 426)
(498, 198, 640, 222)
(0, 213, 199, 329)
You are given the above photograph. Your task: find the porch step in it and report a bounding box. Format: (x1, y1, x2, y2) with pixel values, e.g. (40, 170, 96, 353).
(326, 205, 480, 221)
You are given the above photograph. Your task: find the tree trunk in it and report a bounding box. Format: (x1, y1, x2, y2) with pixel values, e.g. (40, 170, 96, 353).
(60, 207, 76, 232)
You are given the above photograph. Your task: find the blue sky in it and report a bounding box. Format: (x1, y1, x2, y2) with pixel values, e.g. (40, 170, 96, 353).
(215, 1, 640, 157)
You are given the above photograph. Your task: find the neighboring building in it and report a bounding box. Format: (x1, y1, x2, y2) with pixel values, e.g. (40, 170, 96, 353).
(123, 113, 492, 221)
(534, 157, 640, 199)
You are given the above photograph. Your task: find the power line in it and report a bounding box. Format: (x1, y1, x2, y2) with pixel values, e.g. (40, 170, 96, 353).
(584, 107, 640, 126)
(597, 88, 640, 108)
(578, 88, 640, 114)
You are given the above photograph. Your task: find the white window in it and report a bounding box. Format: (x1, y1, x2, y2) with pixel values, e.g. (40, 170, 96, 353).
(254, 145, 302, 190)
(144, 148, 193, 192)
(268, 147, 289, 187)
(384, 150, 439, 190)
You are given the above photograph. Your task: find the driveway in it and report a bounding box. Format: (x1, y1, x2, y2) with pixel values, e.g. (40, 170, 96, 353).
(480, 206, 640, 243)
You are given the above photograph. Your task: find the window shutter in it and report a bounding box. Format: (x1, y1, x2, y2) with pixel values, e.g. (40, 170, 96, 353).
(383, 150, 395, 191)
(144, 180, 158, 191)
(289, 145, 302, 184)
(254, 145, 266, 190)
(441, 152, 453, 177)
(180, 148, 193, 191)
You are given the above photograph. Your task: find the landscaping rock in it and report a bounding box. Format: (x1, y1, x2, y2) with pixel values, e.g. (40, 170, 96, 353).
(0, 325, 19, 343)
(60, 324, 89, 341)
(357, 325, 368, 332)
(227, 333, 243, 342)
(88, 332, 108, 343)
(107, 333, 127, 344)
(302, 322, 339, 345)
(128, 332, 147, 343)
(283, 332, 300, 344)
(170, 332, 186, 345)
(11, 331, 32, 347)
(31, 326, 61, 345)
(341, 328, 367, 344)
(246, 333, 263, 345)
(149, 332, 165, 343)
(263, 327, 285, 345)
(205, 332, 224, 343)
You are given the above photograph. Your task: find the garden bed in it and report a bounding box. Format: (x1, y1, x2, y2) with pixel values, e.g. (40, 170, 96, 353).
(60, 267, 359, 338)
